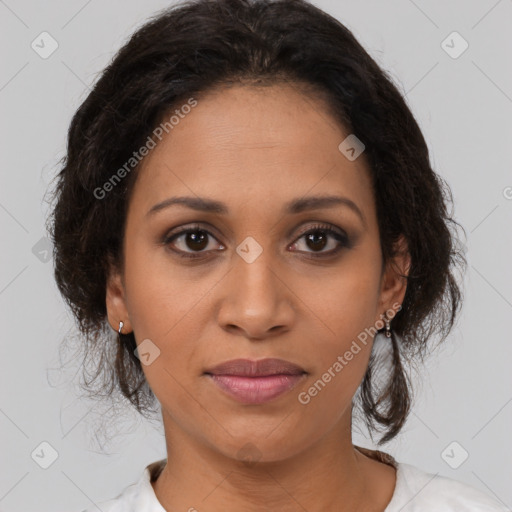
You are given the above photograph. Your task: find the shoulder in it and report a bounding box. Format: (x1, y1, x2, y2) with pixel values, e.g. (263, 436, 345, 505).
(78, 483, 138, 512)
(386, 462, 509, 511)
(78, 459, 166, 512)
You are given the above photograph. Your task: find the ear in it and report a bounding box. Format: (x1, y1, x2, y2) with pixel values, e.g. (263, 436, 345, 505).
(105, 263, 132, 334)
(375, 234, 410, 324)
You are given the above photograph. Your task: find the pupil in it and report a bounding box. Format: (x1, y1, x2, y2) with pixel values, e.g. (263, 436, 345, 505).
(187, 231, 208, 251)
(307, 232, 326, 251)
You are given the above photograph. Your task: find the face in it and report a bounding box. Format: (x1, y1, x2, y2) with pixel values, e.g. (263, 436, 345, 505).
(106, 83, 408, 463)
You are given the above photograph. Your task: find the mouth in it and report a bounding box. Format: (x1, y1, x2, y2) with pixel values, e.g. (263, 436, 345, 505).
(204, 358, 307, 404)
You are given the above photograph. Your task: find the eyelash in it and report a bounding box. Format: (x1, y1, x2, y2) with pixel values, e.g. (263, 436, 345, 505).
(163, 222, 350, 261)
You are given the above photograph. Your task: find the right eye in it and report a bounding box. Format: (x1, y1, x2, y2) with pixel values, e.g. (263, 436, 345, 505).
(163, 224, 225, 259)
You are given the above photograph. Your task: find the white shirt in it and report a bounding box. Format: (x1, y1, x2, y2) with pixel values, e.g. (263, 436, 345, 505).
(80, 457, 508, 511)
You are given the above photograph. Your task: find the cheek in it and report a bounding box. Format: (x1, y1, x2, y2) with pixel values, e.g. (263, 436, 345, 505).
(123, 237, 202, 337)
(121, 242, 204, 388)
(313, 256, 381, 348)
(297, 286, 376, 420)
(301, 254, 381, 400)
(123, 270, 211, 423)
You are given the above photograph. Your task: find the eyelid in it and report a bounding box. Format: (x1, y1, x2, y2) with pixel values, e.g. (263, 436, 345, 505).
(292, 222, 347, 241)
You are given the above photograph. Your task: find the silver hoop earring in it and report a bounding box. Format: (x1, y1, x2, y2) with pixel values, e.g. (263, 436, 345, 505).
(118, 321, 124, 335)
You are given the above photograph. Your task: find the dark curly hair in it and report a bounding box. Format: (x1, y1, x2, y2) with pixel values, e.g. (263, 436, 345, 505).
(46, 0, 467, 445)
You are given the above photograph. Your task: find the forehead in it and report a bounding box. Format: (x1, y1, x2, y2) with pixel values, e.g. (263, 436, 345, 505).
(129, 83, 375, 223)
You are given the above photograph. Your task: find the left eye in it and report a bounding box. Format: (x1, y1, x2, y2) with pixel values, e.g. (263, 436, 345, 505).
(289, 226, 348, 255)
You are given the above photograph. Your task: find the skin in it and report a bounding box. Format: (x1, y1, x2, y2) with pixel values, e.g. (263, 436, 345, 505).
(106, 82, 410, 511)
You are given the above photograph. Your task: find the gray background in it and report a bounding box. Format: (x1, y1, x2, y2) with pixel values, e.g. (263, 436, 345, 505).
(1, 0, 511, 511)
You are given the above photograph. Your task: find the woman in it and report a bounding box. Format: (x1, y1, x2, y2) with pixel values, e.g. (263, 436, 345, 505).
(48, 0, 505, 510)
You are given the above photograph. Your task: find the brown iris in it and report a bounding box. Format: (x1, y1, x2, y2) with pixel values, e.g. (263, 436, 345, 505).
(305, 231, 327, 251)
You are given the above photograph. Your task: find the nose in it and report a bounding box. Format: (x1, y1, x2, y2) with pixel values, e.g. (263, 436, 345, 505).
(216, 248, 295, 341)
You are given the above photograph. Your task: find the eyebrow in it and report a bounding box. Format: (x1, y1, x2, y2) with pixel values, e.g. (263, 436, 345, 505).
(146, 194, 366, 226)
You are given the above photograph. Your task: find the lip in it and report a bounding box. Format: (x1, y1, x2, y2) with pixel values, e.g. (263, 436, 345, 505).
(204, 358, 307, 404)
(204, 358, 306, 377)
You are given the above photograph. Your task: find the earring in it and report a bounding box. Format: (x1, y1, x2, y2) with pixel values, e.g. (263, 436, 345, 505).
(118, 321, 124, 335)
(384, 314, 391, 338)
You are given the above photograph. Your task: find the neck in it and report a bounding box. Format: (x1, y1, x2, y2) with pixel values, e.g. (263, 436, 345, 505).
(152, 413, 396, 512)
